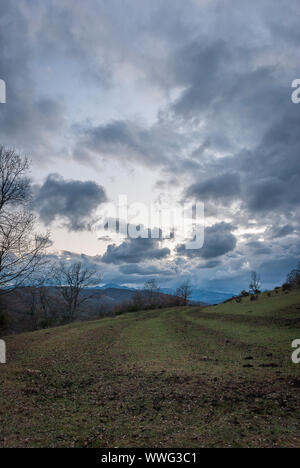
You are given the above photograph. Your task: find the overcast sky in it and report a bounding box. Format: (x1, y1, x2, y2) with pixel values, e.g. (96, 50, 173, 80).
(1, 0, 299, 293)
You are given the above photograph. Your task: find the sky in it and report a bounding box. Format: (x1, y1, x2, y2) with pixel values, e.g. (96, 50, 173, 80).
(0, 0, 300, 294)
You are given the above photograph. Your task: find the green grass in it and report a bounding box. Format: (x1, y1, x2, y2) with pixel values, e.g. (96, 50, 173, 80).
(0, 288, 299, 447)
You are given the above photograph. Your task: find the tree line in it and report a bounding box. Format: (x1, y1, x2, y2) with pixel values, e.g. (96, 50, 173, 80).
(112, 278, 193, 315)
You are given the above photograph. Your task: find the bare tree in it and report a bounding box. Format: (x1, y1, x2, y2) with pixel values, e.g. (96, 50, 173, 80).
(132, 290, 146, 310)
(144, 279, 160, 308)
(0, 147, 50, 291)
(249, 271, 261, 295)
(22, 265, 60, 329)
(55, 262, 102, 321)
(176, 280, 192, 306)
(286, 261, 300, 289)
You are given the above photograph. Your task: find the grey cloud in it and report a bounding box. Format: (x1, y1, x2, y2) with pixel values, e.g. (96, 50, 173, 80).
(244, 178, 286, 212)
(245, 241, 272, 255)
(33, 0, 204, 91)
(177, 222, 237, 259)
(172, 39, 230, 117)
(73, 120, 156, 166)
(102, 238, 170, 264)
(33, 174, 107, 231)
(267, 224, 295, 239)
(238, 111, 300, 215)
(73, 119, 184, 168)
(201, 260, 222, 269)
(185, 172, 241, 202)
(256, 112, 300, 182)
(2, 0, 300, 291)
(0, 2, 66, 159)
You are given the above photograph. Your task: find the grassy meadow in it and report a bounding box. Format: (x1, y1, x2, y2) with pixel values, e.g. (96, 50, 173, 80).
(0, 288, 299, 447)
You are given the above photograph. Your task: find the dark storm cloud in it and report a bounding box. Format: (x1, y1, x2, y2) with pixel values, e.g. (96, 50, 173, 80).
(244, 178, 286, 212)
(177, 223, 237, 259)
(245, 241, 272, 256)
(2, 0, 300, 289)
(72, 119, 183, 168)
(66, 0, 300, 239)
(184, 109, 300, 217)
(171, 39, 230, 117)
(33, 174, 107, 231)
(102, 238, 170, 264)
(185, 172, 241, 202)
(236, 109, 300, 215)
(0, 2, 66, 158)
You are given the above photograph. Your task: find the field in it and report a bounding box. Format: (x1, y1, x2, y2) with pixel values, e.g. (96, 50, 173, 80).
(0, 288, 299, 448)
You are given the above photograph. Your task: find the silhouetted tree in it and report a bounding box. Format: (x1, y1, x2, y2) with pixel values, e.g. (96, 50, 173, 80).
(144, 279, 160, 308)
(132, 290, 146, 310)
(176, 280, 192, 306)
(249, 271, 261, 295)
(21, 264, 60, 329)
(55, 262, 101, 321)
(286, 261, 300, 289)
(0, 147, 49, 291)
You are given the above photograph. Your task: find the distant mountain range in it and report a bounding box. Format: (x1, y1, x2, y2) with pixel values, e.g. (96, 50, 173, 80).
(191, 289, 235, 305)
(160, 288, 234, 305)
(98, 283, 234, 305)
(97, 283, 136, 291)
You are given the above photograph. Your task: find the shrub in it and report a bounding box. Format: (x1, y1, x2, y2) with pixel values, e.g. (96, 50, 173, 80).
(240, 290, 249, 297)
(0, 311, 8, 330)
(286, 262, 300, 289)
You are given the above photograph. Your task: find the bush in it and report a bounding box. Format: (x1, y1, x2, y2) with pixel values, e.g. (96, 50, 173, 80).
(113, 291, 180, 315)
(286, 261, 300, 289)
(0, 311, 8, 330)
(241, 290, 249, 297)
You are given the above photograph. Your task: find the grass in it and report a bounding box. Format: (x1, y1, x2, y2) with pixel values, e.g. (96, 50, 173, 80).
(0, 288, 299, 447)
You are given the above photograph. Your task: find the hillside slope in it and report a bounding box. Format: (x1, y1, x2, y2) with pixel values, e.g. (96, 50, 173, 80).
(1, 286, 197, 335)
(0, 289, 299, 447)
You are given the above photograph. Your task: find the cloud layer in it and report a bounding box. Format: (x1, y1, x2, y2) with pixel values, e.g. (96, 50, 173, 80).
(1, 0, 300, 292)
(33, 174, 107, 230)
